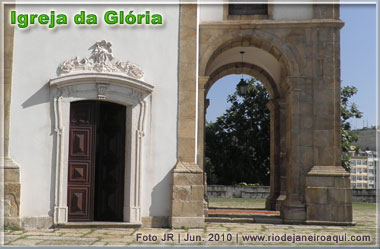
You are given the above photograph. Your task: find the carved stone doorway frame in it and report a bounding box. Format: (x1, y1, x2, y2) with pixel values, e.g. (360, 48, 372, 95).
(49, 73, 153, 225)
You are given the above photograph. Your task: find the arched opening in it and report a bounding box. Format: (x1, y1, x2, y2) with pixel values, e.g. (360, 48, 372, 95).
(198, 43, 288, 219)
(205, 74, 270, 188)
(68, 100, 126, 222)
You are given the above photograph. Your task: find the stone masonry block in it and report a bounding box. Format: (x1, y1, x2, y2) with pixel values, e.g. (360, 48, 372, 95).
(306, 204, 330, 221)
(305, 187, 327, 204)
(177, 137, 196, 161)
(191, 185, 204, 201)
(4, 183, 20, 198)
(172, 200, 204, 217)
(4, 168, 20, 182)
(306, 176, 335, 188)
(307, 204, 352, 223)
(330, 205, 353, 222)
(173, 173, 203, 185)
(172, 185, 191, 201)
(334, 177, 351, 188)
(171, 217, 204, 229)
(327, 188, 352, 204)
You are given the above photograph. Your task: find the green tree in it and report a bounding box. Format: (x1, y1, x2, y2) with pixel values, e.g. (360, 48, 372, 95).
(205, 80, 362, 185)
(205, 78, 270, 185)
(341, 86, 362, 171)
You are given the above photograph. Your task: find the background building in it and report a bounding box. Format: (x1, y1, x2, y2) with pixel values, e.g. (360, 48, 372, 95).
(349, 127, 377, 189)
(352, 127, 376, 151)
(350, 149, 377, 189)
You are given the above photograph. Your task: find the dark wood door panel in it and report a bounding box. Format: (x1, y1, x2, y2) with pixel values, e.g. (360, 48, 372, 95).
(69, 128, 92, 159)
(68, 161, 90, 184)
(70, 102, 94, 125)
(67, 187, 90, 218)
(68, 101, 96, 222)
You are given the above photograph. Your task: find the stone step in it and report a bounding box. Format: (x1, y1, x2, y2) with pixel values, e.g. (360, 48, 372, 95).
(208, 213, 255, 218)
(208, 209, 280, 216)
(206, 217, 254, 223)
(57, 222, 142, 228)
(206, 215, 283, 224)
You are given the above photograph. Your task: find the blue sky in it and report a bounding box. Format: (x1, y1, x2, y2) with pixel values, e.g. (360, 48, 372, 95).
(206, 4, 376, 130)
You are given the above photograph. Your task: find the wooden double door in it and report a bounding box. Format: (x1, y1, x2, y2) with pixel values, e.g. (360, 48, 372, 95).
(68, 101, 126, 222)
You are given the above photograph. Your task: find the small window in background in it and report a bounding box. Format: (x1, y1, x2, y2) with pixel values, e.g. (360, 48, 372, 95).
(229, 4, 268, 15)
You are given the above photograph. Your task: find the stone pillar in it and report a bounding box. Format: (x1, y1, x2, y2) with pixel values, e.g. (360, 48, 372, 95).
(171, 4, 204, 228)
(171, 162, 204, 228)
(3, 3, 21, 228)
(265, 99, 281, 210)
(281, 81, 312, 224)
(305, 24, 353, 225)
(276, 99, 288, 210)
(197, 76, 209, 217)
(305, 166, 352, 225)
(4, 159, 21, 227)
(197, 76, 209, 171)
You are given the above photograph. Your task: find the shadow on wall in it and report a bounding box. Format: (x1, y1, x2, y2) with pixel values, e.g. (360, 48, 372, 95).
(22, 82, 50, 108)
(21, 82, 57, 225)
(149, 170, 173, 228)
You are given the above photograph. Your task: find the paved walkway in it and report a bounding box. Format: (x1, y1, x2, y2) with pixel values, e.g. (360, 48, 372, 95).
(4, 220, 376, 246)
(3, 202, 377, 246)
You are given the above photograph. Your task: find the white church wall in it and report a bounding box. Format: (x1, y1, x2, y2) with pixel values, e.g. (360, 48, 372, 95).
(10, 4, 179, 223)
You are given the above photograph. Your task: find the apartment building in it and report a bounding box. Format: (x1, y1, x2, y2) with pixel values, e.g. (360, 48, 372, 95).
(350, 149, 377, 189)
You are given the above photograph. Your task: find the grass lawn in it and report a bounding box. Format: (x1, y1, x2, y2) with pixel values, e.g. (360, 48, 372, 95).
(209, 197, 376, 214)
(207, 198, 377, 246)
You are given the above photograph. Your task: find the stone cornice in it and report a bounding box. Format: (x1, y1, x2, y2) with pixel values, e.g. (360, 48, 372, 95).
(50, 73, 154, 93)
(200, 19, 344, 30)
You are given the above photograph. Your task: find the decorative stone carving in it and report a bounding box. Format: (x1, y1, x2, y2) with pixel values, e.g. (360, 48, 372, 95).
(4, 194, 19, 217)
(96, 83, 109, 99)
(57, 40, 144, 79)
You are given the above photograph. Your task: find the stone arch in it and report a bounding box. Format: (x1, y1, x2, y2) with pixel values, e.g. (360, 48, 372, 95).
(199, 31, 303, 89)
(198, 30, 300, 215)
(204, 62, 280, 99)
(199, 65, 284, 213)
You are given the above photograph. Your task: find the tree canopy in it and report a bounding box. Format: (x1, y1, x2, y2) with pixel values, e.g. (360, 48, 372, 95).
(205, 78, 270, 185)
(341, 86, 363, 171)
(205, 78, 362, 185)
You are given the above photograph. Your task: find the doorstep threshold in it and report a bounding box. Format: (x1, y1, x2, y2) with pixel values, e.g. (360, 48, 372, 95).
(57, 222, 142, 228)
